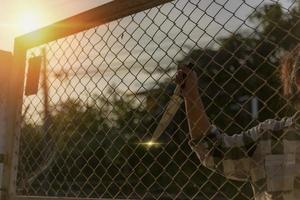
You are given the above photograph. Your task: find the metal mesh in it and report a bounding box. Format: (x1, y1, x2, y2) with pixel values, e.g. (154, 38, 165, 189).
(17, 0, 300, 199)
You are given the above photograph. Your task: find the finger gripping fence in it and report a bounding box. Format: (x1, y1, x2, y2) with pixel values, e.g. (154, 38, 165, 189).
(15, 0, 300, 199)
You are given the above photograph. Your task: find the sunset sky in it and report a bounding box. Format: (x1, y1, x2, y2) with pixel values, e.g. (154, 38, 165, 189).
(1, 0, 294, 52)
(0, 0, 112, 51)
(3, 0, 296, 130)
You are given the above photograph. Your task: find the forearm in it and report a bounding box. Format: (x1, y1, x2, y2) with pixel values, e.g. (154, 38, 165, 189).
(175, 66, 211, 139)
(184, 92, 211, 140)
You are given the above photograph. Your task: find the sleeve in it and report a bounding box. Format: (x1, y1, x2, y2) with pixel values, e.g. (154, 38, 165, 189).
(189, 118, 292, 181)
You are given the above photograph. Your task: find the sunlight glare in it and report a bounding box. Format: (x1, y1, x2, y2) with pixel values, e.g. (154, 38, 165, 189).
(18, 11, 42, 33)
(139, 140, 161, 148)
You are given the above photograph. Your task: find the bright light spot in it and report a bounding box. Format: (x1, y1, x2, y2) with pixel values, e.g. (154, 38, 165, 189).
(145, 141, 155, 147)
(18, 11, 42, 33)
(139, 140, 161, 148)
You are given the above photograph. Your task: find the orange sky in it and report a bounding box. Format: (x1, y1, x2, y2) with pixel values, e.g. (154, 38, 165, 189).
(1, 0, 293, 52)
(0, 0, 112, 51)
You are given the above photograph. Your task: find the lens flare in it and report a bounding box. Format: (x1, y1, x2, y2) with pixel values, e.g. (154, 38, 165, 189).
(139, 140, 161, 148)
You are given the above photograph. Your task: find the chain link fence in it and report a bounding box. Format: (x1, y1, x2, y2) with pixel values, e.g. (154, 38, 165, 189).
(16, 0, 300, 199)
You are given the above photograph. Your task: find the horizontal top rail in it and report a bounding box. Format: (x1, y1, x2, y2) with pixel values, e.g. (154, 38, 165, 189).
(14, 0, 174, 50)
(15, 196, 135, 200)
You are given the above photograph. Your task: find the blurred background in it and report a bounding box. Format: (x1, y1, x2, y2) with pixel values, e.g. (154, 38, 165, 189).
(11, 0, 300, 199)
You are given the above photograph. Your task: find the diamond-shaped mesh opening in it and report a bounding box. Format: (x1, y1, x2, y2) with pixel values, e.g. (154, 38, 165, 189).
(17, 0, 300, 199)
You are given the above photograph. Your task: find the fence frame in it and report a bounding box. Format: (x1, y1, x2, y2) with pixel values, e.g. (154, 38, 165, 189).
(4, 1, 174, 200)
(0, 51, 13, 200)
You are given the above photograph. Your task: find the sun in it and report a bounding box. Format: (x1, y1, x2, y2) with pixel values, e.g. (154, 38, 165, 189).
(18, 11, 42, 33)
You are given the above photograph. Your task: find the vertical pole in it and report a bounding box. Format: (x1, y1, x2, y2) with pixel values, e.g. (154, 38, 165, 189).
(41, 47, 51, 191)
(41, 48, 50, 133)
(0, 51, 13, 200)
(2, 42, 27, 200)
(251, 96, 259, 120)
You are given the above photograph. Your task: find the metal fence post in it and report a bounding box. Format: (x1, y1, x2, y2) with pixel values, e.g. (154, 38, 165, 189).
(1, 44, 27, 200)
(0, 50, 13, 200)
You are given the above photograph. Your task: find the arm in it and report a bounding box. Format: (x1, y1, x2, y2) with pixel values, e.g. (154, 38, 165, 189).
(176, 66, 293, 180)
(176, 66, 211, 140)
(175, 66, 255, 180)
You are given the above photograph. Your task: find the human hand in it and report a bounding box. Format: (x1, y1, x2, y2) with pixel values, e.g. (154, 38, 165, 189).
(174, 65, 199, 99)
